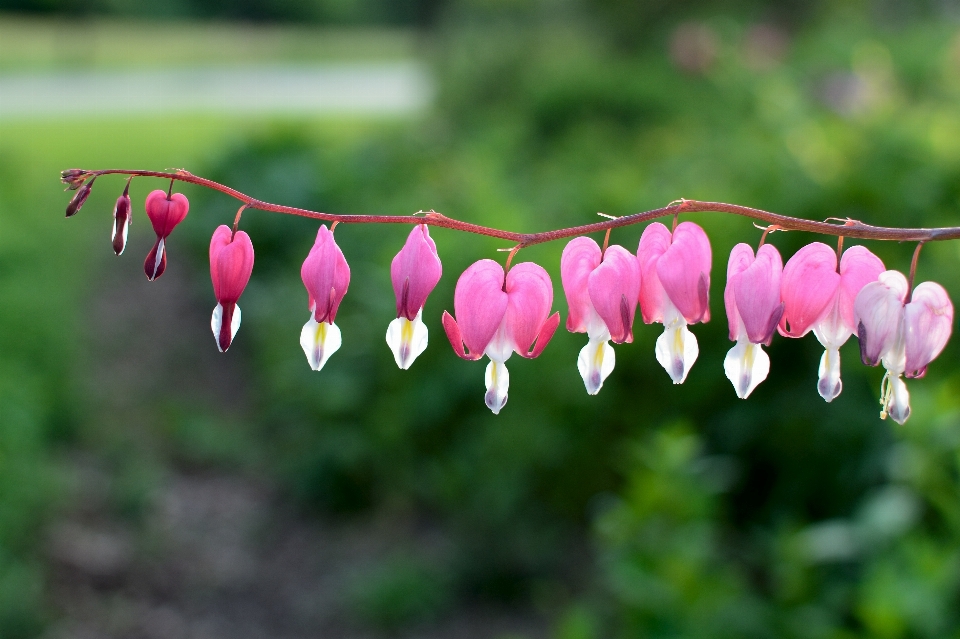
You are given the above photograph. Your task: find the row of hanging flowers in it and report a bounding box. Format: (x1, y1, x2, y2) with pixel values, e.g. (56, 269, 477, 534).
(63, 170, 954, 422)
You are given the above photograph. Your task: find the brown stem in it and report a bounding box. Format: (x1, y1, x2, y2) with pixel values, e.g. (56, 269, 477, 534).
(69, 169, 960, 246)
(906, 242, 925, 302)
(167, 178, 174, 199)
(502, 244, 523, 276)
(601, 228, 611, 256)
(232, 204, 248, 237)
(836, 235, 844, 267)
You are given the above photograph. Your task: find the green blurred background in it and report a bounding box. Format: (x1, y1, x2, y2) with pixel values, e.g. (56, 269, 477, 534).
(3, 0, 960, 637)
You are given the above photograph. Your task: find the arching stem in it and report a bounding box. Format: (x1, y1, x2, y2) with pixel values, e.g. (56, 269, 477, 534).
(906, 241, 925, 303)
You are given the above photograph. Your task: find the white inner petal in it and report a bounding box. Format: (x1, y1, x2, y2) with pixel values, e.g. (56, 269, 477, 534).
(300, 314, 342, 371)
(386, 309, 429, 370)
(655, 311, 698, 384)
(577, 336, 615, 395)
(723, 336, 770, 399)
(210, 303, 242, 353)
(880, 371, 911, 425)
(817, 347, 842, 403)
(153, 237, 165, 274)
(484, 359, 510, 415)
(813, 300, 850, 350)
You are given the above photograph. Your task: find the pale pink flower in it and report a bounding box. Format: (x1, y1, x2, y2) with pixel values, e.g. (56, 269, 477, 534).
(637, 221, 712, 383)
(300, 225, 350, 371)
(443, 260, 560, 414)
(779, 243, 884, 401)
(560, 237, 640, 394)
(386, 225, 442, 369)
(723, 243, 783, 399)
(855, 270, 953, 424)
(209, 225, 254, 353)
(144, 189, 189, 281)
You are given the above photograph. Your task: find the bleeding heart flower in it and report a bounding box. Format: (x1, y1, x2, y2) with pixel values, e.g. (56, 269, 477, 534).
(209, 225, 254, 353)
(386, 225, 442, 370)
(560, 237, 640, 394)
(855, 270, 953, 424)
(637, 221, 712, 384)
(779, 243, 884, 401)
(300, 225, 350, 371)
(443, 260, 560, 414)
(143, 189, 189, 281)
(723, 243, 784, 399)
(111, 182, 132, 256)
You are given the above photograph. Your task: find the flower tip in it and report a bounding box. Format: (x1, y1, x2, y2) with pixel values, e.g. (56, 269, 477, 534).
(484, 360, 509, 414)
(65, 182, 92, 217)
(386, 312, 429, 370)
(301, 316, 342, 371)
(144, 238, 166, 281)
(211, 303, 241, 353)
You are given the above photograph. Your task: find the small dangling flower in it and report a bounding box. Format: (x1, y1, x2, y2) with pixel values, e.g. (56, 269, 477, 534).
(779, 243, 884, 401)
(209, 225, 255, 353)
(637, 221, 712, 384)
(855, 271, 953, 424)
(386, 225, 442, 370)
(723, 243, 784, 399)
(111, 181, 132, 256)
(300, 225, 350, 371)
(442, 260, 560, 414)
(143, 189, 189, 281)
(560, 237, 640, 395)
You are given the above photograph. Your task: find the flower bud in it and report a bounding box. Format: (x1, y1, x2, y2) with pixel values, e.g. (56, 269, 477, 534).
(65, 180, 93, 217)
(111, 182, 132, 256)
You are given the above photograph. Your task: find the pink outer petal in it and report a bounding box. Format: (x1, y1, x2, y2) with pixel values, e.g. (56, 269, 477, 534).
(451, 259, 508, 356)
(503, 262, 554, 355)
(209, 225, 232, 298)
(442, 311, 480, 360)
(212, 230, 254, 305)
(724, 243, 754, 341)
(588, 245, 640, 343)
(301, 225, 350, 324)
(657, 222, 711, 324)
(779, 242, 839, 337)
(903, 281, 953, 377)
(637, 223, 672, 324)
(561, 237, 602, 333)
(734, 244, 783, 345)
(391, 225, 442, 320)
(523, 312, 561, 359)
(145, 190, 189, 238)
(837, 245, 885, 333)
(854, 270, 908, 366)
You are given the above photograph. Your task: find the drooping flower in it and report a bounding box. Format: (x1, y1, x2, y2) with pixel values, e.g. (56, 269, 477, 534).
(855, 270, 953, 424)
(779, 243, 884, 401)
(111, 182, 132, 256)
(442, 260, 560, 414)
(637, 221, 712, 384)
(300, 225, 350, 371)
(65, 178, 94, 218)
(209, 225, 255, 353)
(386, 225, 442, 369)
(144, 189, 189, 281)
(723, 243, 784, 399)
(560, 237, 640, 394)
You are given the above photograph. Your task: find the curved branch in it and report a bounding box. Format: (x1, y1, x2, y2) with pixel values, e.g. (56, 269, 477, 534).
(65, 169, 960, 246)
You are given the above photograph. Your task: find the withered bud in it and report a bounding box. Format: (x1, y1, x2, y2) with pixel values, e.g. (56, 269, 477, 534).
(65, 179, 94, 217)
(61, 169, 89, 191)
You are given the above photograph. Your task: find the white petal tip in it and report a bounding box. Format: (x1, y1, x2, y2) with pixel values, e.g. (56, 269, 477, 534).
(484, 360, 509, 415)
(211, 303, 241, 353)
(386, 312, 429, 370)
(724, 339, 770, 400)
(655, 322, 698, 384)
(577, 338, 615, 395)
(300, 315, 342, 371)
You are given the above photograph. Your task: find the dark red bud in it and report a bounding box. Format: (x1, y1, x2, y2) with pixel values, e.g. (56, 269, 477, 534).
(65, 181, 93, 217)
(61, 169, 89, 190)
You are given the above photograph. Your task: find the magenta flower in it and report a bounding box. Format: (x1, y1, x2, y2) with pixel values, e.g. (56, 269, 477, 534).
(855, 271, 953, 424)
(209, 225, 254, 353)
(386, 225, 442, 369)
(143, 189, 189, 281)
(560, 237, 640, 394)
(442, 260, 560, 414)
(111, 183, 131, 256)
(300, 225, 350, 371)
(637, 222, 712, 384)
(723, 243, 783, 399)
(779, 243, 884, 401)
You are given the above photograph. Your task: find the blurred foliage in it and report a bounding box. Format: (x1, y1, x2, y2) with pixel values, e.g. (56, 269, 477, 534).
(172, 6, 960, 637)
(3, 1, 960, 637)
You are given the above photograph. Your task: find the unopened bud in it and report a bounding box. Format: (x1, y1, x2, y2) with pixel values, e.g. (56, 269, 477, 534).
(61, 169, 89, 190)
(112, 182, 132, 256)
(65, 179, 94, 217)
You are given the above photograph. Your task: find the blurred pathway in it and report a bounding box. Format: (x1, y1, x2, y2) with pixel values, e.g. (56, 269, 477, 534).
(0, 63, 432, 118)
